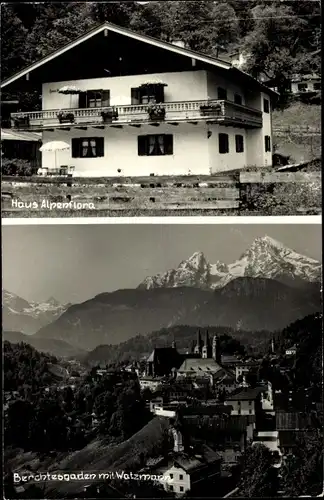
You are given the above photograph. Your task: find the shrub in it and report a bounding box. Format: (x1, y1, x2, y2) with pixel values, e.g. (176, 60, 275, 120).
(2, 158, 35, 176)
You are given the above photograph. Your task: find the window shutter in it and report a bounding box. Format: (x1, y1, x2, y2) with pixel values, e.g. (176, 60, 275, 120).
(96, 137, 104, 157)
(71, 138, 80, 158)
(164, 135, 173, 155)
(138, 136, 146, 155)
(78, 92, 87, 109)
(101, 90, 110, 107)
(131, 88, 140, 105)
(218, 87, 227, 100)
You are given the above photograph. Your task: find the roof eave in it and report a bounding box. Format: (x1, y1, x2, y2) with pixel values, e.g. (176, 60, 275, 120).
(1, 21, 231, 89)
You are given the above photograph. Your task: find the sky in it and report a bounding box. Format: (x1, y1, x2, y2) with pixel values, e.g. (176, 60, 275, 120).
(2, 223, 321, 304)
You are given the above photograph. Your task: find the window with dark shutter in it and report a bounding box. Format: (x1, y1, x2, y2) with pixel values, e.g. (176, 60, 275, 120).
(96, 137, 104, 157)
(78, 92, 87, 109)
(235, 134, 244, 153)
(263, 98, 270, 113)
(234, 94, 242, 105)
(72, 138, 80, 157)
(101, 90, 110, 107)
(131, 88, 141, 105)
(265, 135, 271, 152)
(219, 133, 229, 154)
(218, 87, 227, 100)
(137, 135, 173, 156)
(164, 135, 173, 155)
(138, 136, 147, 155)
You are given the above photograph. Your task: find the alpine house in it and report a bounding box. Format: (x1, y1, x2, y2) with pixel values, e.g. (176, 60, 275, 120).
(1, 22, 278, 177)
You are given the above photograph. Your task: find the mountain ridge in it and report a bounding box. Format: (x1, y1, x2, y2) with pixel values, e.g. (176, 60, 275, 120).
(34, 277, 321, 351)
(138, 236, 321, 291)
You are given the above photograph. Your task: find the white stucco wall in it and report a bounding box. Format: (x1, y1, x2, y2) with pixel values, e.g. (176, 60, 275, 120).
(226, 400, 255, 415)
(161, 465, 190, 495)
(41, 122, 210, 176)
(208, 124, 247, 173)
(42, 71, 209, 109)
(261, 91, 273, 167)
(244, 91, 272, 167)
(291, 79, 321, 93)
(206, 70, 246, 104)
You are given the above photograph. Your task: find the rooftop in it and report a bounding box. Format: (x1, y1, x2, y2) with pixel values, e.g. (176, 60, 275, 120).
(1, 21, 278, 99)
(226, 386, 265, 401)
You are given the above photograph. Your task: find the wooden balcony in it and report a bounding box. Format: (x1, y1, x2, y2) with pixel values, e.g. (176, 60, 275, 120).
(10, 99, 262, 131)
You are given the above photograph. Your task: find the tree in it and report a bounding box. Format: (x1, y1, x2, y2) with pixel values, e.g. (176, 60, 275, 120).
(281, 429, 323, 496)
(240, 3, 311, 103)
(238, 444, 279, 497)
(1, 4, 28, 80)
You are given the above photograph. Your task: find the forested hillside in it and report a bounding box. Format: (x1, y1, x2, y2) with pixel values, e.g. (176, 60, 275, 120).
(2, 1, 321, 106)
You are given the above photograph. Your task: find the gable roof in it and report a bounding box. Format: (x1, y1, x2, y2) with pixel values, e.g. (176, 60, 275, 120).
(178, 358, 223, 374)
(226, 386, 264, 401)
(1, 21, 278, 98)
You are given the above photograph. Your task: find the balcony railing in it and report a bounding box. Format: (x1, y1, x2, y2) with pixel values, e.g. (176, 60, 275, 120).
(11, 99, 263, 130)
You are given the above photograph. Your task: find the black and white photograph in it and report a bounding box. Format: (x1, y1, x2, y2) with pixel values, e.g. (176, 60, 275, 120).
(2, 222, 323, 498)
(1, 1, 321, 216)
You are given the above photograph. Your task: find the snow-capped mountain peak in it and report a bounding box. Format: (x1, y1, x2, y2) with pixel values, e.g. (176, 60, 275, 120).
(3, 289, 71, 335)
(138, 236, 321, 290)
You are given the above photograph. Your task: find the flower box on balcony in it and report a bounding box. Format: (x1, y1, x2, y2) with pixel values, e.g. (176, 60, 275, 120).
(101, 108, 119, 123)
(14, 116, 30, 128)
(57, 111, 75, 124)
(200, 103, 222, 115)
(147, 104, 166, 121)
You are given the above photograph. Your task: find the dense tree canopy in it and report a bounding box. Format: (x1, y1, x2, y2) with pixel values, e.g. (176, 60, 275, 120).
(1, 0, 321, 87)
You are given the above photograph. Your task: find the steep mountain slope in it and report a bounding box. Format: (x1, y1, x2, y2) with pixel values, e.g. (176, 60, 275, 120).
(2, 331, 85, 359)
(35, 278, 321, 351)
(138, 236, 321, 290)
(2, 290, 71, 334)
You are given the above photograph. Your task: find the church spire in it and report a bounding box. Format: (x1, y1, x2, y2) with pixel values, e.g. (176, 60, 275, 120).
(194, 329, 202, 355)
(202, 330, 211, 359)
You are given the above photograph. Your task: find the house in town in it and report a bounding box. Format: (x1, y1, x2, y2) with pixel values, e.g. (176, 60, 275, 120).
(285, 344, 297, 357)
(141, 424, 221, 496)
(1, 22, 277, 177)
(224, 386, 264, 416)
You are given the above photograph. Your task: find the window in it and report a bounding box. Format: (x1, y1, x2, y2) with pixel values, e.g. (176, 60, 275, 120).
(218, 87, 227, 100)
(265, 135, 271, 152)
(219, 133, 229, 154)
(169, 486, 174, 491)
(263, 98, 270, 113)
(234, 94, 242, 105)
(169, 474, 173, 479)
(249, 401, 252, 406)
(131, 86, 165, 104)
(79, 90, 110, 108)
(138, 134, 173, 156)
(238, 409, 241, 415)
(237, 401, 241, 406)
(249, 409, 252, 414)
(71, 138, 104, 158)
(180, 487, 184, 492)
(314, 82, 321, 90)
(298, 83, 307, 91)
(235, 134, 244, 153)
(179, 475, 183, 481)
